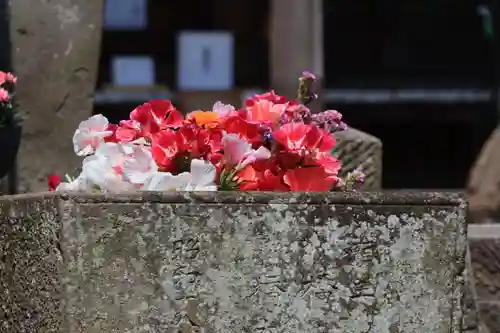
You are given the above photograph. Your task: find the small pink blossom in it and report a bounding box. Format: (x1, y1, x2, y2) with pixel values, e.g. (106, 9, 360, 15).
(0, 88, 9, 102)
(301, 71, 317, 81)
(212, 101, 236, 118)
(222, 133, 271, 170)
(0, 72, 16, 86)
(5, 73, 16, 84)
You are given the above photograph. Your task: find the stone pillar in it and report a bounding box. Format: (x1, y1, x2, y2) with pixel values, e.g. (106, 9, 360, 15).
(270, 0, 383, 190)
(270, 0, 323, 100)
(9, 0, 104, 192)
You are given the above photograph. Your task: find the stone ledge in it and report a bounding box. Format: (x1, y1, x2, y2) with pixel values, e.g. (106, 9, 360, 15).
(468, 224, 500, 239)
(1, 190, 466, 206)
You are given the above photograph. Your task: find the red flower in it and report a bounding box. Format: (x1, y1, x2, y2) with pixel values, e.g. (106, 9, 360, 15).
(223, 115, 262, 144)
(273, 123, 311, 152)
(244, 90, 287, 106)
(304, 124, 336, 152)
(47, 174, 61, 192)
(121, 99, 184, 140)
(273, 123, 336, 154)
(314, 154, 341, 179)
(274, 151, 303, 170)
(178, 125, 223, 159)
(284, 167, 335, 192)
(258, 169, 288, 191)
(103, 124, 119, 143)
(151, 129, 186, 172)
(236, 160, 288, 191)
(236, 165, 259, 190)
(178, 125, 205, 156)
(115, 120, 141, 143)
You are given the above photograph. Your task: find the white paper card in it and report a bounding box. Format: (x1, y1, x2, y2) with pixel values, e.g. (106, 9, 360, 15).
(177, 31, 234, 91)
(111, 56, 155, 86)
(104, 0, 147, 30)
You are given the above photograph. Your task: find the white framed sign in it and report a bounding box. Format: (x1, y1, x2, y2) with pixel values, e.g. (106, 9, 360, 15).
(104, 0, 148, 30)
(111, 55, 155, 86)
(177, 31, 234, 91)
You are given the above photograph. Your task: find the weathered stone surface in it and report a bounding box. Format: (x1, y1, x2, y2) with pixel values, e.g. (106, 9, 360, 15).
(467, 127, 500, 223)
(477, 302, 500, 333)
(463, 247, 480, 333)
(468, 225, 500, 333)
(469, 238, 500, 302)
(9, 0, 104, 192)
(335, 128, 383, 190)
(0, 195, 62, 333)
(0, 191, 466, 332)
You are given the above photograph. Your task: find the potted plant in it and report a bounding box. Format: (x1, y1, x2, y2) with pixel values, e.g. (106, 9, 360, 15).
(0, 72, 21, 180)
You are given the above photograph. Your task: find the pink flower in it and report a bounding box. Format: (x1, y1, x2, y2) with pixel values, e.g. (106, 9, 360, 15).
(212, 101, 236, 118)
(222, 133, 271, 170)
(0, 88, 8, 102)
(0, 72, 16, 86)
(5, 73, 16, 84)
(72, 114, 114, 156)
(246, 99, 287, 124)
(300, 71, 317, 81)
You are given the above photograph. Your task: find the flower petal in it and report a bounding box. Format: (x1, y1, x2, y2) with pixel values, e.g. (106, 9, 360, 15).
(222, 133, 252, 166)
(79, 114, 109, 132)
(238, 146, 271, 170)
(145, 172, 192, 191)
(190, 159, 216, 187)
(73, 115, 113, 156)
(123, 146, 157, 184)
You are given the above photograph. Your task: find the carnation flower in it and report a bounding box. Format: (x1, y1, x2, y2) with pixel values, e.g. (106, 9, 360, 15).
(50, 72, 364, 193)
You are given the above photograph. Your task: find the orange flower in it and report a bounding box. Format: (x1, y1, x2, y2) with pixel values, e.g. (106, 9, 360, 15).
(187, 111, 221, 128)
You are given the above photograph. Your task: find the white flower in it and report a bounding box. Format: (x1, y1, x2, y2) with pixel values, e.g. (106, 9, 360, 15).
(56, 174, 93, 192)
(73, 114, 113, 156)
(80, 143, 135, 192)
(144, 172, 192, 191)
(222, 133, 271, 170)
(144, 159, 217, 191)
(212, 101, 235, 118)
(186, 159, 217, 191)
(122, 145, 158, 185)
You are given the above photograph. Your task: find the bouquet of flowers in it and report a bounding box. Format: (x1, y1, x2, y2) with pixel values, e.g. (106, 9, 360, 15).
(0, 71, 19, 127)
(48, 72, 364, 193)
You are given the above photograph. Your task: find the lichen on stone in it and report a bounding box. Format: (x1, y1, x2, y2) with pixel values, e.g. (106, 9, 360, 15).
(0, 192, 466, 333)
(57, 192, 466, 333)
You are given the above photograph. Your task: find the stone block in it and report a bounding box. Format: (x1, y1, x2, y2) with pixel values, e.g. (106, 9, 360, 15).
(468, 224, 500, 333)
(0, 191, 466, 332)
(9, 0, 104, 192)
(469, 238, 500, 302)
(335, 127, 383, 190)
(463, 248, 480, 333)
(477, 302, 500, 333)
(0, 195, 62, 332)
